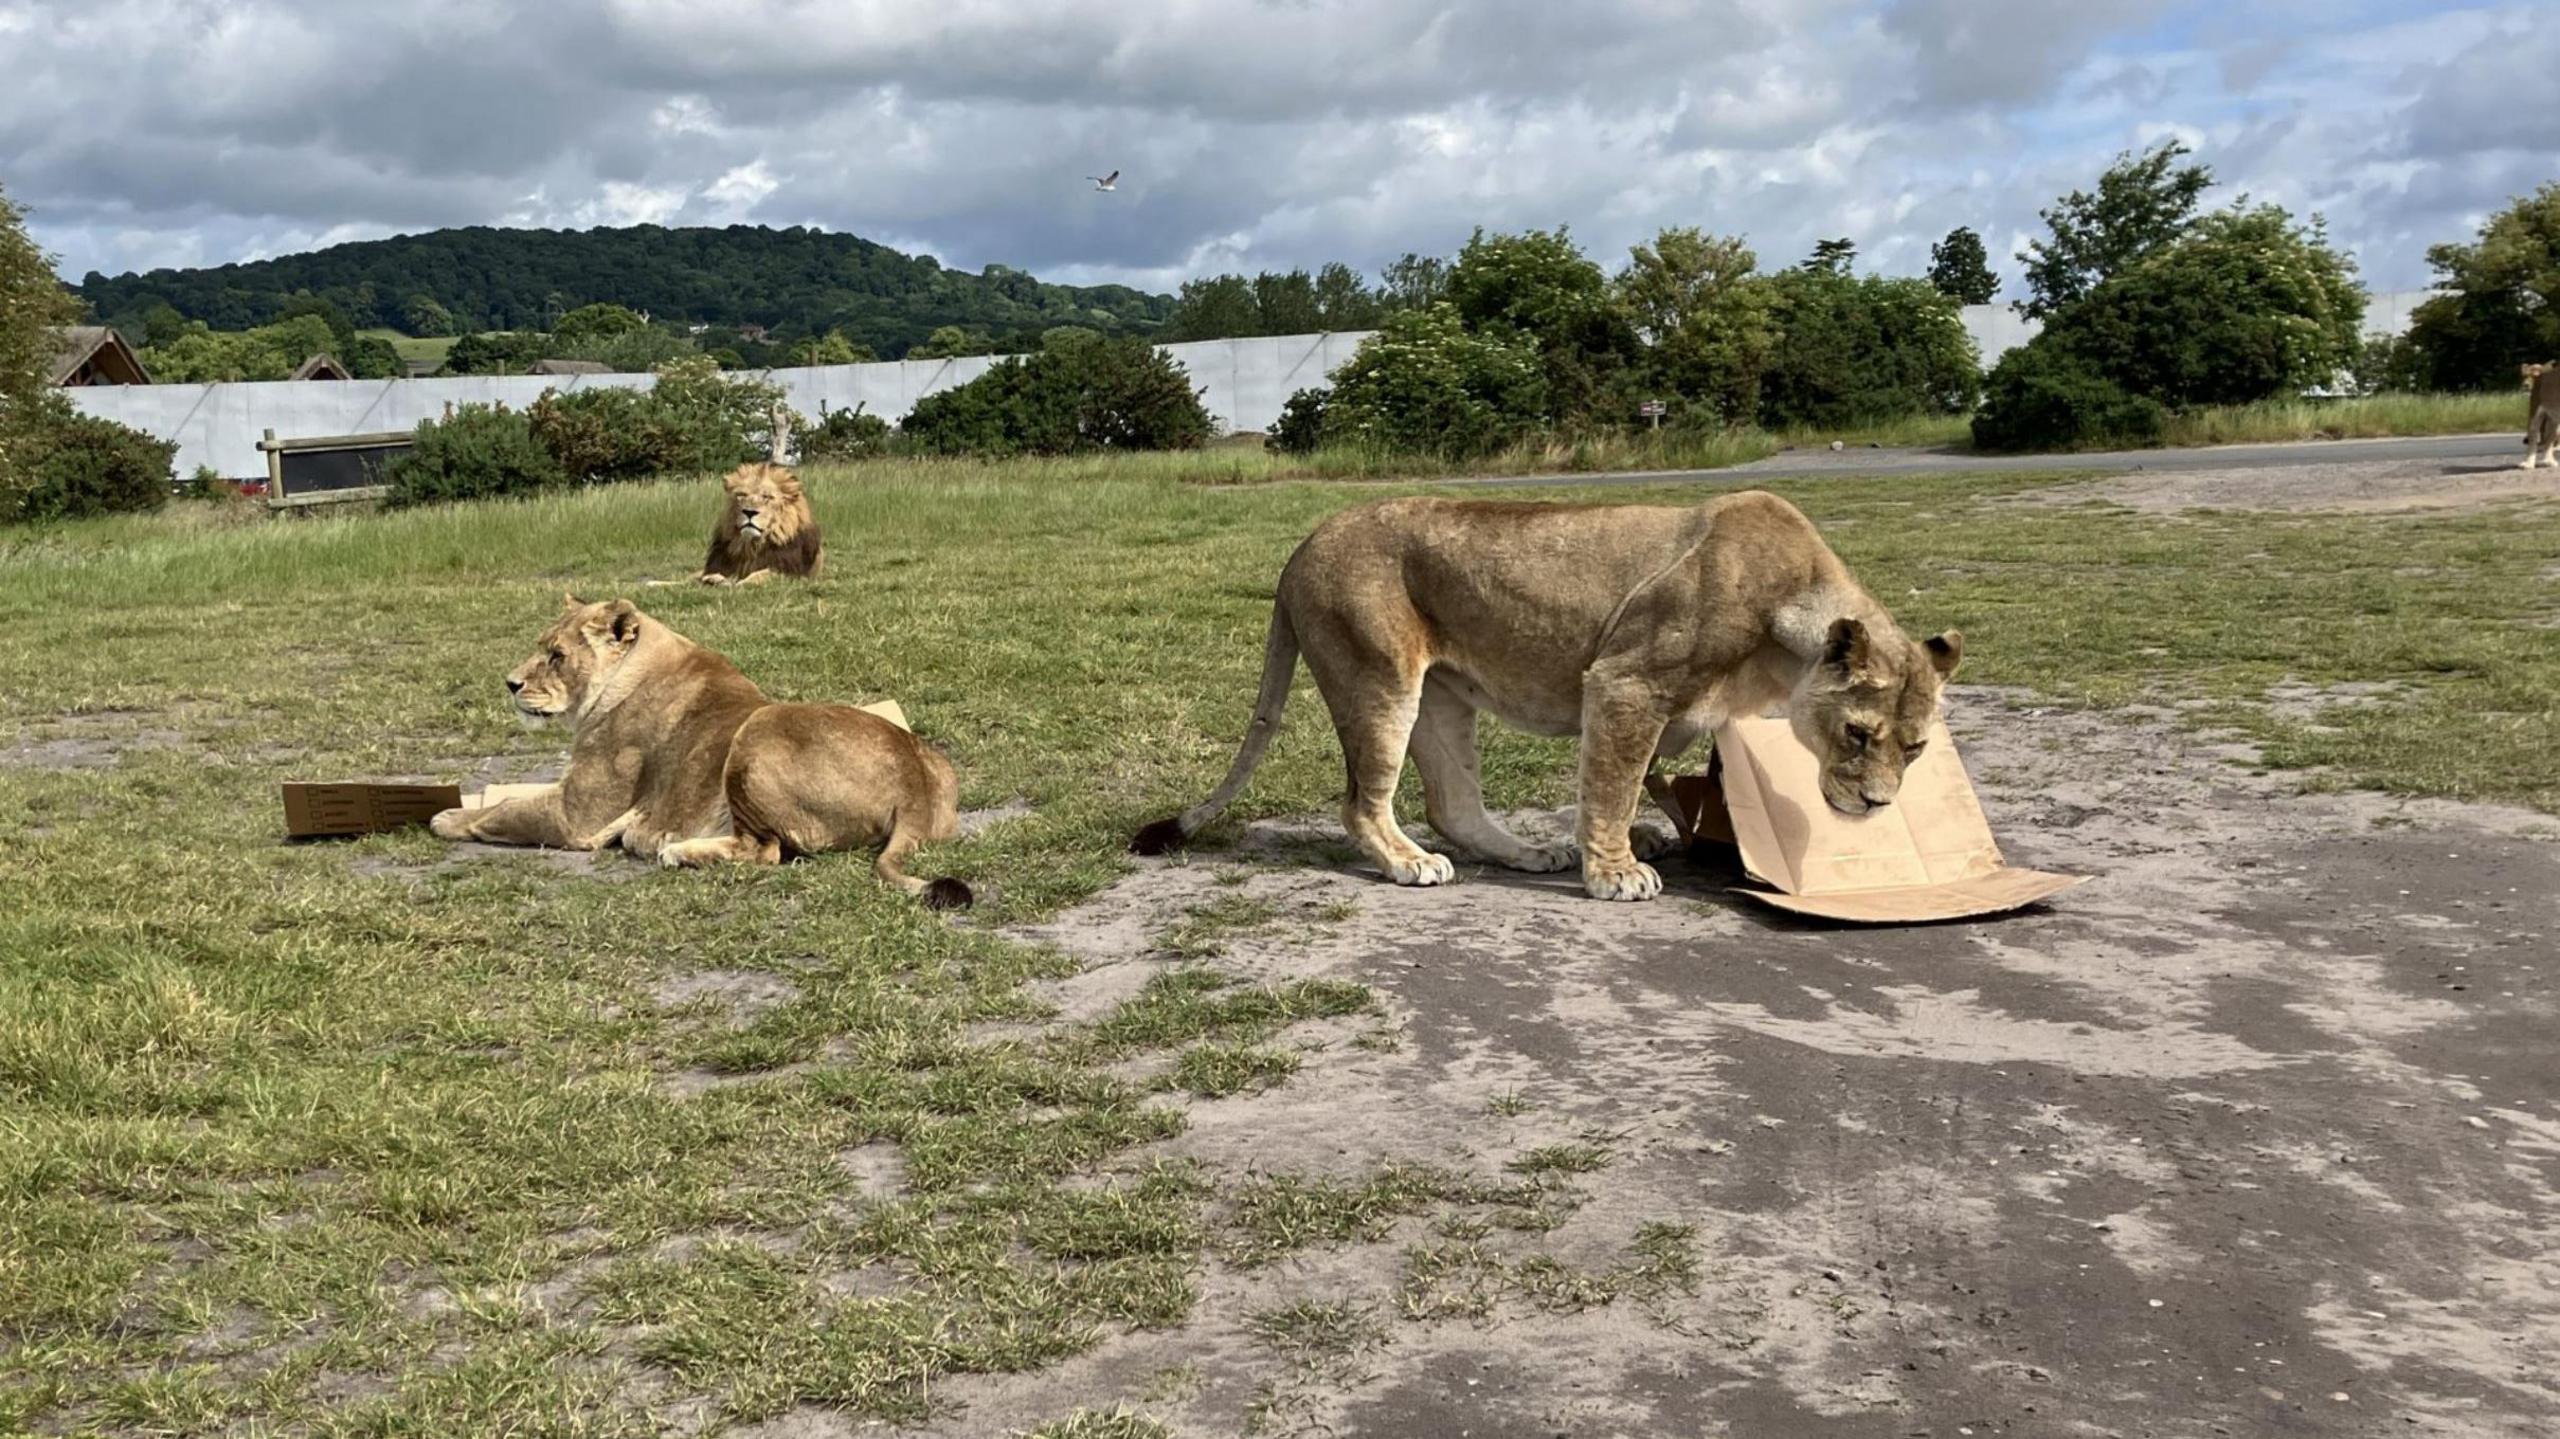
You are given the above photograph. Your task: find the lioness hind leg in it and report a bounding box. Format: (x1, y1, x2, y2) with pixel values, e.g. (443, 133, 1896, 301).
(1410, 681, 1573, 873)
(1319, 681, 1453, 889)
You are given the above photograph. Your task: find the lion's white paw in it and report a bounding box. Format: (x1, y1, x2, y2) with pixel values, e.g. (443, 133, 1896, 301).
(1507, 839, 1579, 874)
(2521, 457, 2542, 471)
(428, 808, 474, 841)
(1629, 823, 1679, 862)
(1584, 860, 1662, 902)
(1385, 851, 1457, 886)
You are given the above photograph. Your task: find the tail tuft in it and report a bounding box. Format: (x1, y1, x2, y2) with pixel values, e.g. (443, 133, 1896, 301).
(922, 877, 974, 911)
(1129, 817, 1188, 856)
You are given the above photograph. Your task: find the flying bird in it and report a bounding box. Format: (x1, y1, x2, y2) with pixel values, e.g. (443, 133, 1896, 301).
(1088, 170, 1120, 192)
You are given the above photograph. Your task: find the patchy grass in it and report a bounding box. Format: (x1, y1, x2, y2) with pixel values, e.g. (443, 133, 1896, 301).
(3, 454, 2558, 1432)
(1026, 1406, 1176, 1439)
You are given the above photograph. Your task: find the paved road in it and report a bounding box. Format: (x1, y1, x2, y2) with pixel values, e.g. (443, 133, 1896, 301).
(1441, 429, 2520, 488)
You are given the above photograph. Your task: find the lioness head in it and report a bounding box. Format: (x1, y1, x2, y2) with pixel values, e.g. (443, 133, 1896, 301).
(1789, 617, 1963, 815)
(721, 462, 806, 547)
(504, 594, 646, 729)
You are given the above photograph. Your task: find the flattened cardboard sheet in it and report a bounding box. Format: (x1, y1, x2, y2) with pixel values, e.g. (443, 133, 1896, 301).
(283, 700, 912, 837)
(1662, 715, 2084, 924)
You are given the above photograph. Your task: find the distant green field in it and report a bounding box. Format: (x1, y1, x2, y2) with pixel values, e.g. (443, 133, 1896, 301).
(358, 329, 460, 371)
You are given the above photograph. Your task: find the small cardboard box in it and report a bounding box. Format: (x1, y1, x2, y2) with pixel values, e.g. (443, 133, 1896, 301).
(1660, 715, 2085, 924)
(282, 701, 911, 838)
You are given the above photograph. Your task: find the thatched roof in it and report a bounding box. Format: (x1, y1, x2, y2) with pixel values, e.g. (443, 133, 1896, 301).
(47, 326, 152, 386)
(289, 353, 353, 381)
(528, 358, 611, 376)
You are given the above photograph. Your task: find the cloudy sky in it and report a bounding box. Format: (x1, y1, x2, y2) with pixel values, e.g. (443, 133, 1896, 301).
(2, 0, 2546, 298)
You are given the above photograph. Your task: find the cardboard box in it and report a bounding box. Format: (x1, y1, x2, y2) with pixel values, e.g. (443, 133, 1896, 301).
(280, 701, 913, 838)
(1659, 715, 2085, 924)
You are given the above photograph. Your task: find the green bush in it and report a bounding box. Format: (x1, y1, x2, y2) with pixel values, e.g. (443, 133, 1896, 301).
(1271, 387, 1328, 455)
(2039, 205, 2364, 410)
(1757, 269, 1979, 429)
(526, 386, 687, 484)
(901, 336, 1209, 456)
(1447, 227, 1638, 421)
(385, 404, 564, 506)
(794, 404, 892, 462)
(2348, 333, 2428, 396)
(9, 406, 176, 521)
(648, 356, 788, 470)
(1317, 304, 1546, 457)
(1971, 344, 2166, 452)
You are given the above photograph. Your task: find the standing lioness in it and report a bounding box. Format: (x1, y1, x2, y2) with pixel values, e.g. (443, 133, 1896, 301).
(1133, 491, 1961, 902)
(431, 596, 969, 907)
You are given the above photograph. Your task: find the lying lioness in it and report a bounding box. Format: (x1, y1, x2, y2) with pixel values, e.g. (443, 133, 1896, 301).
(431, 596, 969, 907)
(1133, 491, 1961, 902)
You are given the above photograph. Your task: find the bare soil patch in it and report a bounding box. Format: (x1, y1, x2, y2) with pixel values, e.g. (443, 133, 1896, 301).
(2032, 454, 2560, 514)
(934, 687, 2560, 1437)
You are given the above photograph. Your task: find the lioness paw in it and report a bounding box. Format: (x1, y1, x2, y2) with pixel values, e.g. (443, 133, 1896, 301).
(1584, 860, 1662, 902)
(696, 572, 731, 587)
(428, 808, 475, 841)
(1384, 851, 1456, 887)
(1628, 823, 1679, 862)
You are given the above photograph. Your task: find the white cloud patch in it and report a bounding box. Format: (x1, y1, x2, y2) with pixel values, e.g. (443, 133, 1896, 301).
(0, 0, 2535, 293)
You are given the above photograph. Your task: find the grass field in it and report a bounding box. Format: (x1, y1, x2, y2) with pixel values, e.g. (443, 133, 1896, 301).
(357, 329, 461, 373)
(5, 461, 2558, 1434)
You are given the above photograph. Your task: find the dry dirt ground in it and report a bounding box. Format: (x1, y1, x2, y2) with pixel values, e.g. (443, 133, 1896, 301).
(871, 684, 2560, 1439)
(2022, 452, 2560, 515)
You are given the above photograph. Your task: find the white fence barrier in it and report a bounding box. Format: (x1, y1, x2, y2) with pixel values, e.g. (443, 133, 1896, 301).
(66, 293, 2441, 479)
(67, 332, 1377, 480)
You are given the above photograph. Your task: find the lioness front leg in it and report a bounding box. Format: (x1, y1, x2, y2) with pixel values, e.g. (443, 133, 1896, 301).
(430, 787, 634, 851)
(1577, 683, 1670, 901)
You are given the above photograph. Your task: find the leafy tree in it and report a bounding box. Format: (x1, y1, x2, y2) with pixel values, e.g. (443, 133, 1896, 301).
(1312, 262, 1383, 330)
(1757, 269, 1980, 428)
(1805, 238, 1858, 275)
(906, 325, 990, 360)
(276, 293, 358, 357)
(2403, 183, 2560, 391)
(781, 330, 876, 366)
(1446, 226, 1638, 421)
(1163, 274, 1260, 341)
(1379, 252, 1450, 312)
(401, 294, 456, 337)
(548, 326, 698, 373)
(135, 302, 190, 347)
(142, 315, 343, 382)
(551, 303, 648, 346)
(343, 334, 406, 379)
(1927, 226, 1999, 305)
(1317, 304, 1547, 456)
(1616, 228, 1776, 425)
(2017, 141, 2213, 319)
(1250, 270, 1322, 335)
(0, 180, 80, 514)
(440, 331, 546, 376)
(2038, 205, 2364, 409)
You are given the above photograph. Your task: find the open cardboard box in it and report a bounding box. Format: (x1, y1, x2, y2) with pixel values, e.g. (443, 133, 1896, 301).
(282, 700, 909, 839)
(1658, 714, 2085, 924)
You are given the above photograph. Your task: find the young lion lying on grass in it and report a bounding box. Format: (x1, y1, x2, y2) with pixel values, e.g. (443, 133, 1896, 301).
(430, 595, 969, 907)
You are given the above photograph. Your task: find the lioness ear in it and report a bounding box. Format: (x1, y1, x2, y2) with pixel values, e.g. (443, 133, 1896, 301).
(1822, 617, 1872, 675)
(1925, 629, 1963, 680)
(585, 599, 643, 646)
(2528, 364, 2545, 382)
(562, 590, 584, 610)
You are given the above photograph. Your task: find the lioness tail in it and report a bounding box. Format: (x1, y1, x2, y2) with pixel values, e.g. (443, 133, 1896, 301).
(1131, 604, 1299, 855)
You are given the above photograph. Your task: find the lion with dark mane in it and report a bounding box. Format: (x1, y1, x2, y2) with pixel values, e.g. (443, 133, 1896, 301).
(431, 596, 967, 907)
(698, 462, 822, 585)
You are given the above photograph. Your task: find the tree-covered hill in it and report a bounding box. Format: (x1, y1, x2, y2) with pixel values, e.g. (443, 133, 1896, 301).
(72, 224, 1173, 359)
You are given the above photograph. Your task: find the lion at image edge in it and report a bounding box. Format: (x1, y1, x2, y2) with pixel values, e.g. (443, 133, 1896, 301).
(698, 461, 822, 585)
(2522, 362, 2560, 471)
(429, 595, 969, 908)
(1133, 489, 1962, 902)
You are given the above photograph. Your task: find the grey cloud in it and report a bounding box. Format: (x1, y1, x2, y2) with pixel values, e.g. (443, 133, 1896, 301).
(0, 0, 2534, 298)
